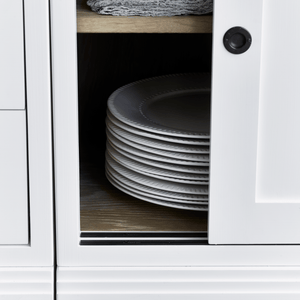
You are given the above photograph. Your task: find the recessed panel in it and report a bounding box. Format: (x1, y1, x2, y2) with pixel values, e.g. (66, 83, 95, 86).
(0, 0, 25, 109)
(0, 111, 28, 244)
(256, 0, 300, 203)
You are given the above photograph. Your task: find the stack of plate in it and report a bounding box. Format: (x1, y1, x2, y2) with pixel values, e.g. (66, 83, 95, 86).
(105, 73, 211, 211)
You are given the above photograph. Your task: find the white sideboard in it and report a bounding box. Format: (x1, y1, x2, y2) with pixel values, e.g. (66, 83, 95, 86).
(1, 0, 300, 298)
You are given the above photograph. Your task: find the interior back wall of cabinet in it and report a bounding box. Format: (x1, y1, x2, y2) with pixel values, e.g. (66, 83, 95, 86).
(77, 33, 212, 160)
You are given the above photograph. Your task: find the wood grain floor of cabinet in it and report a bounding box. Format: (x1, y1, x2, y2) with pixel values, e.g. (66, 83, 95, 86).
(57, 267, 300, 300)
(0, 267, 54, 300)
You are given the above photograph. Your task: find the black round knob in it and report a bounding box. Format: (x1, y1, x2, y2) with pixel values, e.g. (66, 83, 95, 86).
(223, 27, 252, 55)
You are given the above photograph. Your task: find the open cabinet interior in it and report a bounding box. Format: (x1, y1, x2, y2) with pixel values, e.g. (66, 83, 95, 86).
(77, 0, 213, 241)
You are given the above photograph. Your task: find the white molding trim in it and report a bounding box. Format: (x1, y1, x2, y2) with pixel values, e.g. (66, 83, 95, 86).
(0, 267, 54, 299)
(0, 0, 54, 266)
(57, 267, 300, 299)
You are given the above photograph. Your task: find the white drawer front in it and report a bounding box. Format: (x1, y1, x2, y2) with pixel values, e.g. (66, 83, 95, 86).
(0, 0, 25, 109)
(0, 111, 28, 244)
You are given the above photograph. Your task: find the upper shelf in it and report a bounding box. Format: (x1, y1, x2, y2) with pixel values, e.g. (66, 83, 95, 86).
(77, 0, 213, 33)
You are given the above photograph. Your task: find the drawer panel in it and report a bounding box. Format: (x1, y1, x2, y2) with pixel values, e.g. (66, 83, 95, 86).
(0, 0, 25, 109)
(0, 111, 28, 244)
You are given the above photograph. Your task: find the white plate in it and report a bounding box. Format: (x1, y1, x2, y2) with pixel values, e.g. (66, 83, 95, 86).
(106, 126, 209, 162)
(107, 119, 210, 153)
(107, 111, 210, 145)
(107, 140, 209, 174)
(106, 162, 209, 201)
(106, 171, 208, 211)
(106, 144, 209, 181)
(106, 157, 209, 194)
(106, 166, 208, 205)
(107, 73, 211, 138)
(107, 135, 209, 166)
(106, 150, 208, 185)
(105, 161, 209, 200)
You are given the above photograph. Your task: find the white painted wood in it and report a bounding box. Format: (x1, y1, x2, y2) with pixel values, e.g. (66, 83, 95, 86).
(0, 111, 28, 244)
(0, 0, 53, 266)
(52, 0, 300, 266)
(256, 0, 300, 203)
(50, 0, 81, 265)
(209, 0, 300, 244)
(57, 267, 300, 299)
(0, 0, 25, 109)
(0, 267, 54, 299)
(58, 295, 300, 300)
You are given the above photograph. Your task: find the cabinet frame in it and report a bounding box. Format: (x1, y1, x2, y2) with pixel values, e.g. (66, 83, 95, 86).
(51, 0, 300, 267)
(0, 0, 54, 267)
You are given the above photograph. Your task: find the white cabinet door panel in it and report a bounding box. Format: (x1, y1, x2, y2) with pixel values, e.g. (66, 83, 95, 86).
(0, 0, 25, 109)
(0, 111, 28, 244)
(209, 0, 300, 244)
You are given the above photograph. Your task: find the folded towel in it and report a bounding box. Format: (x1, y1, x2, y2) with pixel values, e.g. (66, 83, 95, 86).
(87, 0, 213, 16)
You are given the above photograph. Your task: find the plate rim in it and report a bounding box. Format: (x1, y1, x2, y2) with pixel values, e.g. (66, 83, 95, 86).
(107, 118, 210, 153)
(105, 160, 209, 200)
(106, 140, 210, 174)
(106, 169, 209, 211)
(107, 134, 210, 167)
(106, 126, 210, 162)
(107, 72, 211, 138)
(106, 166, 209, 205)
(106, 149, 209, 185)
(106, 145, 209, 181)
(106, 155, 209, 195)
(107, 110, 211, 145)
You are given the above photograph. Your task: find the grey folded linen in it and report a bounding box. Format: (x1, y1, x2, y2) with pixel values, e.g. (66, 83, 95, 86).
(87, 0, 213, 16)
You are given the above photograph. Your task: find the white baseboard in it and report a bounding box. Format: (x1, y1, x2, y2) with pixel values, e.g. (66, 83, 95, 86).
(0, 267, 54, 299)
(57, 266, 300, 299)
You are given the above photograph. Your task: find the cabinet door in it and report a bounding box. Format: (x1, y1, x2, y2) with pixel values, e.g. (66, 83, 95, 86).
(0, 0, 25, 109)
(209, 0, 300, 244)
(0, 111, 28, 244)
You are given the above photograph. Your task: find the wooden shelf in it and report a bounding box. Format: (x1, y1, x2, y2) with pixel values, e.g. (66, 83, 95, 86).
(77, 0, 213, 33)
(80, 156, 207, 232)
